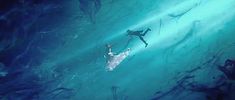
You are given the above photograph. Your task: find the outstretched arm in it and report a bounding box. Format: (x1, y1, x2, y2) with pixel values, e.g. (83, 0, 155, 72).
(106, 44, 112, 53)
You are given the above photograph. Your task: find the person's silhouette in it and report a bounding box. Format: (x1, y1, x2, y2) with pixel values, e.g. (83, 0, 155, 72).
(127, 28, 151, 47)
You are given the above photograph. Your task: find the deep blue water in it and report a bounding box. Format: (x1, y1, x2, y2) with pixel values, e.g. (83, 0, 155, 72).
(0, 0, 235, 100)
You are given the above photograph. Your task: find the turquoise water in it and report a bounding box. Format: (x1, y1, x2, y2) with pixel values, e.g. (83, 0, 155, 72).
(0, 0, 235, 100)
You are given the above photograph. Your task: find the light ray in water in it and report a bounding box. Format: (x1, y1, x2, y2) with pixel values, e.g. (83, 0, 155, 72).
(43, 0, 235, 70)
(129, 0, 235, 54)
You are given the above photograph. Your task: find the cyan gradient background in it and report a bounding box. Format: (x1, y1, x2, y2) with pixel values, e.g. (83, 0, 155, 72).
(0, 0, 235, 100)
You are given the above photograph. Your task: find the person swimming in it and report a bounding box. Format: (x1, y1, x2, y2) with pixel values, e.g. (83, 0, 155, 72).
(104, 44, 115, 63)
(104, 44, 131, 71)
(126, 28, 151, 47)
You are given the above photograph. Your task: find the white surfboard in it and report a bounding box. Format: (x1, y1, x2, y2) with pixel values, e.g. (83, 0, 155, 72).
(106, 48, 130, 71)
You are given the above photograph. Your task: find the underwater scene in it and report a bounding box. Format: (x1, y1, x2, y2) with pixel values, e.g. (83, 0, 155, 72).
(0, 0, 235, 100)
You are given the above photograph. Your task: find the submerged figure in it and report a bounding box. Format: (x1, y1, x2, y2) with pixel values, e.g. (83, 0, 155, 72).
(218, 59, 235, 80)
(104, 44, 130, 71)
(126, 28, 151, 47)
(104, 44, 115, 62)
